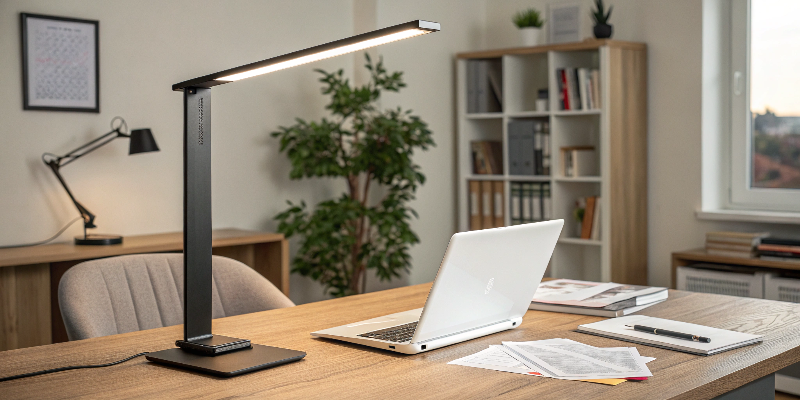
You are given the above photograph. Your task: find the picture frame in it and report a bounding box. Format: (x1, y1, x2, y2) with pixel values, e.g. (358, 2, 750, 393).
(548, 3, 583, 44)
(20, 13, 99, 112)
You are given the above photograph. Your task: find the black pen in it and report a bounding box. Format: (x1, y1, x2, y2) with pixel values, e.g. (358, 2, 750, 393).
(625, 324, 711, 343)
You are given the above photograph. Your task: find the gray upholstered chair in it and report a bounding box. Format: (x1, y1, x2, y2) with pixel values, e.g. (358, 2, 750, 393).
(58, 253, 294, 341)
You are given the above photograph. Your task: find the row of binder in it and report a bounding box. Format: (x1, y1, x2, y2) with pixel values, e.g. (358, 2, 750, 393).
(510, 182, 552, 225)
(468, 180, 504, 230)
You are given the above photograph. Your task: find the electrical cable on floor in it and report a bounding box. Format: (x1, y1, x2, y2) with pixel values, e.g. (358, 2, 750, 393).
(0, 352, 150, 382)
(0, 217, 83, 249)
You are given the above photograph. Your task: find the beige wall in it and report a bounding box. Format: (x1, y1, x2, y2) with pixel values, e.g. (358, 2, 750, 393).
(0, 0, 486, 304)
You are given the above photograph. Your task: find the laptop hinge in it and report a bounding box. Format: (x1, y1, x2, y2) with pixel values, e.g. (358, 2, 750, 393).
(414, 319, 510, 344)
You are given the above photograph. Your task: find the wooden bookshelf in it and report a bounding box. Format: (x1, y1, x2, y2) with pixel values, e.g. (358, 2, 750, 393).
(456, 39, 647, 284)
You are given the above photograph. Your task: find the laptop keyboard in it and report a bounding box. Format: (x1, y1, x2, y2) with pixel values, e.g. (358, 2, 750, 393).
(358, 321, 418, 343)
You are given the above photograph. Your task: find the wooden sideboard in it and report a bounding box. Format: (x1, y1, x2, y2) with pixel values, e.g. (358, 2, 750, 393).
(671, 248, 800, 289)
(0, 228, 288, 351)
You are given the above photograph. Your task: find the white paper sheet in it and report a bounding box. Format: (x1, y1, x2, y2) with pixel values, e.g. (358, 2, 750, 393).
(502, 339, 653, 379)
(447, 345, 546, 376)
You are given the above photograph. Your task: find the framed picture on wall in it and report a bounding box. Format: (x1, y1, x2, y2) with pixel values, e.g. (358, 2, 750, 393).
(548, 3, 583, 44)
(20, 13, 99, 112)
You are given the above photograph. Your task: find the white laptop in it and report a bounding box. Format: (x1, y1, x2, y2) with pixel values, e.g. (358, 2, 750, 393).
(311, 219, 563, 354)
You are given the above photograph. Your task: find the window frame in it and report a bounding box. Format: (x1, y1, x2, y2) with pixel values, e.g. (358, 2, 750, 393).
(728, 0, 800, 212)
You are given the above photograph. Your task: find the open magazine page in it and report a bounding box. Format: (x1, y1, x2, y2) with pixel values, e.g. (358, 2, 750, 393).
(532, 279, 620, 302)
(532, 279, 664, 308)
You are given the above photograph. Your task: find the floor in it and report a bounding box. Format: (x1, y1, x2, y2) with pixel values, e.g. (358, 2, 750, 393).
(778, 391, 800, 400)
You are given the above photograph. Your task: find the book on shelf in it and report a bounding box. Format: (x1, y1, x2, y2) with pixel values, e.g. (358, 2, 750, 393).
(530, 279, 668, 318)
(469, 179, 506, 230)
(469, 180, 482, 230)
(560, 146, 597, 177)
(471, 141, 503, 175)
(507, 120, 550, 176)
(466, 59, 502, 113)
(481, 180, 493, 229)
(556, 67, 601, 111)
(509, 182, 552, 225)
(705, 231, 769, 258)
(575, 195, 601, 240)
(757, 238, 800, 261)
(492, 181, 505, 228)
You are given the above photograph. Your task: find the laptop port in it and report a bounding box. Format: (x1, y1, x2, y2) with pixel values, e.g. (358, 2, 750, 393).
(389, 345, 395, 349)
(421, 345, 427, 350)
(512, 322, 516, 326)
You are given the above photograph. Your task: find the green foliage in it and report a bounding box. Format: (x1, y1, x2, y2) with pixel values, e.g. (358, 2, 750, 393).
(272, 54, 434, 297)
(513, 8, 545, 28)
(592, 0, 613, 25)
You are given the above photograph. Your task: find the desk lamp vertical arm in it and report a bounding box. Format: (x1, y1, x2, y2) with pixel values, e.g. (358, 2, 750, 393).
(183, 87, 213, 342)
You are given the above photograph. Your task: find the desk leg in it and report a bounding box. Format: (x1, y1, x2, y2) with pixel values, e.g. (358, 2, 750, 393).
(0, 264, 51, 350)
(712, 373, 774, 400)
(212, 240, 289, 297)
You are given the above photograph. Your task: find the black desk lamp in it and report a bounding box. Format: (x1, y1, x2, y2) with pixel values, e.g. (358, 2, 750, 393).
(42, 117, 159, 245)
(146, 20, 440, 377)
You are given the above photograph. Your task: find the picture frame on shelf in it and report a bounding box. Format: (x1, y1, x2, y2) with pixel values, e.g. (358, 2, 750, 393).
(548, 3, 583, 44)
(20, 13, 99, 112)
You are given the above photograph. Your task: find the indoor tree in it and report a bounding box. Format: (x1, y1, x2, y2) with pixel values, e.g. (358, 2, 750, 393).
(272, 54, 434, 297)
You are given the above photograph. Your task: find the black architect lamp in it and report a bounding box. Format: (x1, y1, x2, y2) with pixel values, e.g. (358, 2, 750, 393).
(42, 117, 159, 245)
(145, 20, 440, 377)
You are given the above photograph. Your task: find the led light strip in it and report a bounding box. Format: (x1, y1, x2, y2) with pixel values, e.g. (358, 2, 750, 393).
(216, 29, 429, 82)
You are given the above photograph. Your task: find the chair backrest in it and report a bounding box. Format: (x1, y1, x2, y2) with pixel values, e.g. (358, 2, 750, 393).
(58, 253, 294, 341)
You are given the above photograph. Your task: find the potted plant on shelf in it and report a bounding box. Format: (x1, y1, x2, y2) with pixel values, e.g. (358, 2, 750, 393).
(592, 0, 614, 39)
(272, 54, 434, 297)
(513, 8, 545, 47)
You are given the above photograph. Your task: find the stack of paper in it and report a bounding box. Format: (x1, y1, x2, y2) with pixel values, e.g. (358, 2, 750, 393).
(448, 338, 654, 386)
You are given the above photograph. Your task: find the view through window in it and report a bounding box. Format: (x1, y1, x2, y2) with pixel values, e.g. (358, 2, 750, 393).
(750, 0, 800, 189)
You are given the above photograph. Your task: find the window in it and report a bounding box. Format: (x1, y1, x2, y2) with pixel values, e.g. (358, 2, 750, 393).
(729, 0, 800, 212)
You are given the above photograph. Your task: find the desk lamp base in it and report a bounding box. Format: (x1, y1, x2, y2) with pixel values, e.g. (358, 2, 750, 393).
(74, 234, 123, 245)
(146, 335, 306, 377)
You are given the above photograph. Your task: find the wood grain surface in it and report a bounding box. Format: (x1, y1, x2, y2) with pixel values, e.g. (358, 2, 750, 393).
(608, 45, 648, 285)
(456, 39, 646, 59)
(2, 284, 800, 399)
(0, 228, 283, 268)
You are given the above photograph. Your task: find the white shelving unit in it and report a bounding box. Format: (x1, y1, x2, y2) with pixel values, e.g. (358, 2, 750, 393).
(456, 40, 648, 284)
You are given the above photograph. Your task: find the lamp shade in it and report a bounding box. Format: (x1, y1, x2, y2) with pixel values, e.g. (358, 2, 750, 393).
(129, 128, 160, 155)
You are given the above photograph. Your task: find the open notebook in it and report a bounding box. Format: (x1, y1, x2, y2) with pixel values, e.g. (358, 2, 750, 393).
(577, 315, 763, 356)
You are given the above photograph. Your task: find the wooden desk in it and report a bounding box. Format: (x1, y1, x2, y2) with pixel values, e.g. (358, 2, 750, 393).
(0, 229, 288, 351)
(2, 284, 799, 399)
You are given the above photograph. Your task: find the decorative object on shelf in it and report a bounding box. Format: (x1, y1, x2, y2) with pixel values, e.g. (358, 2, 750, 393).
(20, 13, 99, 112)
(536, 89, 548, 111)
(548, 3, 582, 44)
(41, 117, 159, 245)
(273, 54, 434, 298)
(561, 146, 598, 177)
(592, 0, 614, 39)
(574, 199, 585, 235)
(513, 8, 545, 46)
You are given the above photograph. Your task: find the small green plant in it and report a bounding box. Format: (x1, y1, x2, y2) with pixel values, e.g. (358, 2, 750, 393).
(272, 54, 434, 297)
(592, 0, 613, 25)
(513, 8, 545, 29)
